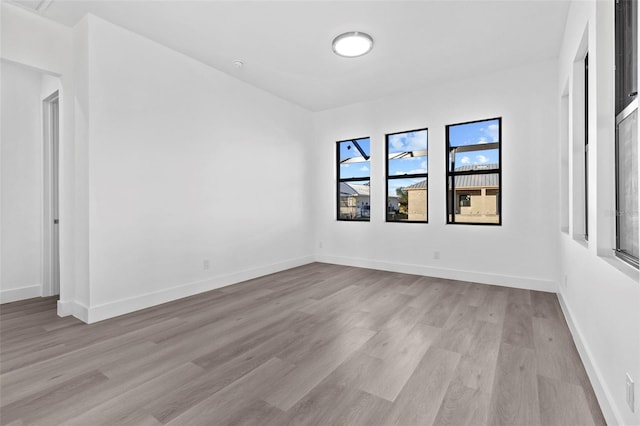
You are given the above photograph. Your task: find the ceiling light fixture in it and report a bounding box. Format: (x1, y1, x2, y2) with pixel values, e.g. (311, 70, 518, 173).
(332, 31, 374, 58)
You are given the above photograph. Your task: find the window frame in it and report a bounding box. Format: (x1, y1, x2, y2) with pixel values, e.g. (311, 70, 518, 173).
(445, 117, 502, 226)
(614, 101, 638, 268)
(336, 137, 371, 222)
(614, 0, 638, 268)
(584, 53, 589, 241)
(385, 128, 429, 224)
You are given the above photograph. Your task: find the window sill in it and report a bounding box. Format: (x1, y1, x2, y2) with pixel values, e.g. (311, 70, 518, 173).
(572, 235, 589, 249)
(599, 252, 640, 282)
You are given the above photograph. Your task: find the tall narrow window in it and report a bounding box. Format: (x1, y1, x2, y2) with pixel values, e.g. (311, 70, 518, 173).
(584, 53, 589, 240)
(337, 137, 371, 221)
(386, 129, 428, 222)
(615, 0, 638, 267)
(446, 117, 501, 225)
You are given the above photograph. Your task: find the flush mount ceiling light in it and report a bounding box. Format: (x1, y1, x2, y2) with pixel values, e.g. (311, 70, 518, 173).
(332, 31, 374, 58)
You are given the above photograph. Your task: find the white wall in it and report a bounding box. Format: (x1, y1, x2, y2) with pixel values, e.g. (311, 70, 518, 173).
(80, 16, 314, 322)
(0, 6, 314, 321)
(0, 3, 72, 75)
(0, 60, 44, 302)
(313, 60, 559, 292)
(1, 2, 79, 314)
(557, 2, 640, 425)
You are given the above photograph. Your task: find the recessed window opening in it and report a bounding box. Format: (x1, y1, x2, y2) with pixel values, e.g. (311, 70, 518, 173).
(615, 0, 638, 268)
(337, 137, 371, 221)
(584, 53, 589, 241)
(446, 117, 502, 225)
(385, 129, 428, 223)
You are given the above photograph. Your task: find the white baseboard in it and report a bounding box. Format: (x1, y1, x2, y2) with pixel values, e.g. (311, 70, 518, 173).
(557, 291, 622, 426)
(0, 285, 42, 303)
(57, 299, 89, 323)
(82, 255, 314, 324)
(315, 254, 556, 292)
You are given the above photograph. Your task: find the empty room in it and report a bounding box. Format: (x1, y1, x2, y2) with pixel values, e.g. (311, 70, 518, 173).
(1, 0, 639, 425)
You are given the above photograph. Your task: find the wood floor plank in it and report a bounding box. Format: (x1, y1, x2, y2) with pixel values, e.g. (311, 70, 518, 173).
(488, 343, 541, 426)
(0, 263, 604, 426)
(507, 287, 532, 305)
(146, 329, 303, 423)
(215, 399, 285, 426)
(501, 301, 535, 348)
(166, 357, 295, 425)
(1, 338, 158, 406)
(362, 305, 424, 360)
(532, 316, 607, 426)
(530, 291, 563, 320)
(432, 379, 486, 426)
(1, 370, 109, 424)
(431, 303, 478, 354)
(268, 378, 393, 426)
(432, 321, 502, 426)
(421, 290, 462, 327)
(384, 347, 461, 425)
(263, 327, 376, 411)
(454, 320, 502, 392)
(460, 282, 488, 307)
(348, 322, 441, 402)
(476, 287, 508, 324)
(533, 317, 583, 385)
(64, 362, 204, 425)
(537, 375, 596, 426)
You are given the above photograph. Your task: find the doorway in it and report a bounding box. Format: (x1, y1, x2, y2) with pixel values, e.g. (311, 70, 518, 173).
(43, 91, 60, 297)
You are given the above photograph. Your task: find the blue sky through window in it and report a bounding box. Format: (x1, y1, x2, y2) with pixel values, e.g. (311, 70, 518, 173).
(388, 130, 428, 176)
(448, 119, 500, 166)
(339, 138, 370, 179)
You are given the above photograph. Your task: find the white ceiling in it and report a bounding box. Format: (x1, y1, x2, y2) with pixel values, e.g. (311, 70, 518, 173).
(9, 0, 571, 111)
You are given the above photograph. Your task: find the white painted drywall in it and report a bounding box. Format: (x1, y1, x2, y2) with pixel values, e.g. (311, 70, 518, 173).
(81, 16, 313, 321)
(0, 60, 44, 303)
(0, 2, 79, 315)
(557, 2, 640, 425)
(313, 60, 560, 292)
(0, 3, 72, 76)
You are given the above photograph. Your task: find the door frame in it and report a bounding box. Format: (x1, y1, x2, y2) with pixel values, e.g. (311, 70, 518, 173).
(42, 90, 60, 297)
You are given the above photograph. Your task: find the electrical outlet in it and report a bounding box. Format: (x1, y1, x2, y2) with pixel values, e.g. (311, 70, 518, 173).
(433, 251, 440, 260)
(203, 259, 210, 270)
(627, 373, 635, 412)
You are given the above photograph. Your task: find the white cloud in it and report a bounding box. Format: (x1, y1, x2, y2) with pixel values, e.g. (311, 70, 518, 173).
(477, 123, 499, 143)
(486, 123, 499, 141)
(420, 160, 427, 170)
(341, 163, 350, 168)
(476, 154, 489, 164)
(389, 131, 427, 152)
(461, 156, 470, 164)
(390, 136, 404, 151)
(359, 165, 369, 172)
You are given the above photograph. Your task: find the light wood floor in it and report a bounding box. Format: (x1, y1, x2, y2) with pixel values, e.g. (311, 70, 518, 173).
(0, 263, 605, 425)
